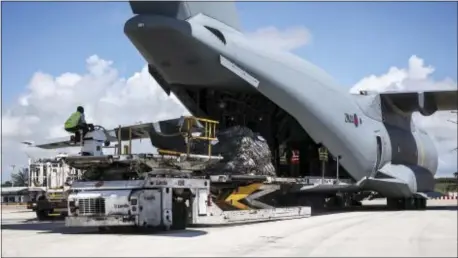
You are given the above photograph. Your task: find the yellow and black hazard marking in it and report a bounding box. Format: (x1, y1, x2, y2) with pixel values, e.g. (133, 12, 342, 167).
(223, 183, 263, 210)
(213, 183, 284, 210)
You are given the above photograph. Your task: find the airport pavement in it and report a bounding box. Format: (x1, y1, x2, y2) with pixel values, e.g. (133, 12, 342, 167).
(1, 199, 457, 257)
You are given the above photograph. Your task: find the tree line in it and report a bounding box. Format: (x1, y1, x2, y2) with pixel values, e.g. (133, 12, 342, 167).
(1, 168, 29, 187)
(435, 172, 458, 184)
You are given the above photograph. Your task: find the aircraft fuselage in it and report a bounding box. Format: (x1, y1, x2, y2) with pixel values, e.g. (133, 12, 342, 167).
(124, 12, 438, 197)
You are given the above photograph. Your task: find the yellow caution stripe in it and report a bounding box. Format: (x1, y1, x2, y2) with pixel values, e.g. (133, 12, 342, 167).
(158, 149, 184, 156)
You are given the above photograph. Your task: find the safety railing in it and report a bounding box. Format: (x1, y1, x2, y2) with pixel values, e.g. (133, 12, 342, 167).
(180, 116, 219, 158)
(156, 116, 219, 159)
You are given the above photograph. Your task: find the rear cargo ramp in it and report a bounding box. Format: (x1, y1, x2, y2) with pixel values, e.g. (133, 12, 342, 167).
(216, 53, 373, 182)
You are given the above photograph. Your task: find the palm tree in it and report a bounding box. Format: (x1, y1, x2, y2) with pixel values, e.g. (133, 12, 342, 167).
(1, 181, 13, 187)
(11, 167, 29, 187)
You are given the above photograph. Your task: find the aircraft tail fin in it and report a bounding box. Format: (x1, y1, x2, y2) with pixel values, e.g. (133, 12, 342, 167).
(128, 1, 241, 31)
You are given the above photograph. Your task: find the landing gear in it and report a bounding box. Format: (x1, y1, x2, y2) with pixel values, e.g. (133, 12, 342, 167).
(415, 198, 427, 210)
(387, 197, 427, 210)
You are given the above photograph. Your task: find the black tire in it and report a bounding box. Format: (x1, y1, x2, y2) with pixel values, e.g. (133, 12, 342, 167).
(386, 198, 397, 210)
(171, 201, 188, 230)
(404, 198, 418, 210)
(423, 198, 428, 209)
(36, 210, 49, 221)
(387, 198, 404, 210)
(416, 198, 427, 210)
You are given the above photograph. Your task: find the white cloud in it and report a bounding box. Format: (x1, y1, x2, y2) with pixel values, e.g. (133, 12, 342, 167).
(1, 26, 310, 181)
(350, 55, 457, 177)
(1, 55, 191, 179)
(3, 55, 189, 141)
(245, 26, 312, 51)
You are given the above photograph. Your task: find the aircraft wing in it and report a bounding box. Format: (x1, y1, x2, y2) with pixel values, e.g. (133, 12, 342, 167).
(379, 89, 457, 115)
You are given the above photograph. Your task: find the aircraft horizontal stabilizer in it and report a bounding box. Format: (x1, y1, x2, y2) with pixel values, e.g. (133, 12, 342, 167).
(31, 122, 155, 150)
(33, 137, 77, 149)
(380, 89, 457, 116)
(29, 117, 205, 150)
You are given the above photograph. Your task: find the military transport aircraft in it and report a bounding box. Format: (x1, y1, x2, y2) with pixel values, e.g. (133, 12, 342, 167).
(31, 1, 457, 210)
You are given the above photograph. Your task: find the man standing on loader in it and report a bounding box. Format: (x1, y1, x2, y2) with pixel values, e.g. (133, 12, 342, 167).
(64, 106, 92, 144)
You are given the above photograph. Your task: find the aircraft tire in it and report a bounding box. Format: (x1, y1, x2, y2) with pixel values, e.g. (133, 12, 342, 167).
(387, 198, 400, 210)
(405, 198, 416, 210)
(387, 197, 426, 210)
(416, 198, 427, 210)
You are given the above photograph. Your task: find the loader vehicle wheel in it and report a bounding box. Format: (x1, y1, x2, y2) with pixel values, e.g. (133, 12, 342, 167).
(171, 201, 188, 230)
(36, 210, 50, 221)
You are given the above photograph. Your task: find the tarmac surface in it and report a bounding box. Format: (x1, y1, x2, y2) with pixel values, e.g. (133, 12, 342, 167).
(1, 199, 457, 257)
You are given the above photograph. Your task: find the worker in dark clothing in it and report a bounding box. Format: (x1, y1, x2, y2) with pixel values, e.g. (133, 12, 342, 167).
(64, 106, 91, 143)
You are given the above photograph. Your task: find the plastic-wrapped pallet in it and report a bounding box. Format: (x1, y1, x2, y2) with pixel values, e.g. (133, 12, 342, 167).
(205, 126, 276, 176)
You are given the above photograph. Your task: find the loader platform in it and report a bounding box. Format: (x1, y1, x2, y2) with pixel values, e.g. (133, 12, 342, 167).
(65, 173, 312, 230)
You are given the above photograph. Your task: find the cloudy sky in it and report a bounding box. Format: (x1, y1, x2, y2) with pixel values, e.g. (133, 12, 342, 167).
(1, 1, 457, 180)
